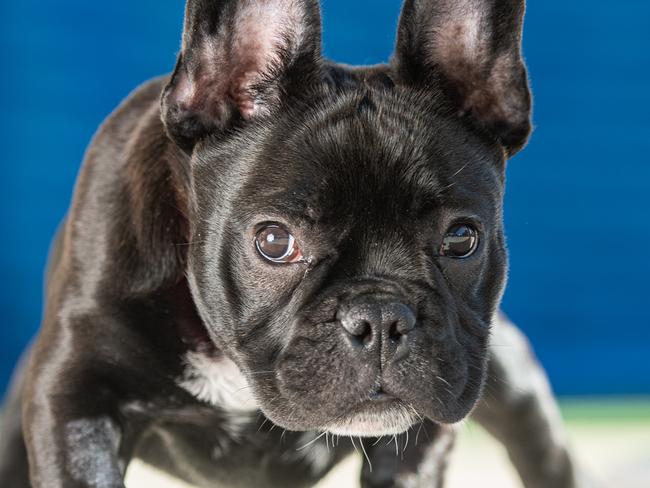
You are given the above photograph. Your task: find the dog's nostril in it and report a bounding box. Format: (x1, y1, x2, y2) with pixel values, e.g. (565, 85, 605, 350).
(385, 303, 416, 338)
(348, 320, 367, 336)
(341, 318, 373, 346)
(388, 321, 404, 341)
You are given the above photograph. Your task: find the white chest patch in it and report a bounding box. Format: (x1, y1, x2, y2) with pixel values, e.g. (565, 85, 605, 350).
(178, 351, 259, 412)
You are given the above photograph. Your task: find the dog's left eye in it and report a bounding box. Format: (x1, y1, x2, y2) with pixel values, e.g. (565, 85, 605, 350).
(440, 224, 479, 258)
(255, 225, 303, 264)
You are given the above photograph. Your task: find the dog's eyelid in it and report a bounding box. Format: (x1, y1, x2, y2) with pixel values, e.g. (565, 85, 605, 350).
(249, 215, 308, 235)
(442, 214, 484, 231)
(454, 218, 483, 231)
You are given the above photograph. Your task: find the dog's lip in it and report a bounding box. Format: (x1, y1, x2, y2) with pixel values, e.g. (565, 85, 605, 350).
(324, 392, 415, 436)
(367, 387, 397, 403)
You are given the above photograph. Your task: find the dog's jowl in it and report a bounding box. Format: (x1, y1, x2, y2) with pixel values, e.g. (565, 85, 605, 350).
(0, 1, 584, 487)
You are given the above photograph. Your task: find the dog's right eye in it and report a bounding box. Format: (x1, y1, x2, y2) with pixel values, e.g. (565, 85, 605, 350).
(255, 225, 303, 264)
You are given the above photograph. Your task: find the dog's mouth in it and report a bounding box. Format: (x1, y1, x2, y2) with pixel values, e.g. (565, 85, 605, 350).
(367, 387, 395, 403)
(324, 399, 417, 437)
(322, 387, 418, 437)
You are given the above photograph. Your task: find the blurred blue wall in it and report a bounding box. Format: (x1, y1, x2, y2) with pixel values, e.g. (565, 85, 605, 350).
(1, 1, 649, 396)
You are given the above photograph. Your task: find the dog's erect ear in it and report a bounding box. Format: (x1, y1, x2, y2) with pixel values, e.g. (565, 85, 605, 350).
(393, 0, 531, 156)
(161, 0, 322, 151)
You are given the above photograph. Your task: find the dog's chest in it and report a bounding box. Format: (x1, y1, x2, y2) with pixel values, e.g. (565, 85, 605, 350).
(126, 351, 347, 487)
(176, 350, 259, 412)
(133, 412, 346, 488)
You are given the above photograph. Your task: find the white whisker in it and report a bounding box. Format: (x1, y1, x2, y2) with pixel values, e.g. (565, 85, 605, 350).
(296, 431, 326, 451)
(359, 437, 372, 472)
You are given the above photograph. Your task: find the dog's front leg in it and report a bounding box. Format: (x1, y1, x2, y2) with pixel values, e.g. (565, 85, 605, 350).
(21, 331, 128, 488)
(359, 421, 455, 488)
(22, 385, 125, 488)
(472, 313, 581, 488)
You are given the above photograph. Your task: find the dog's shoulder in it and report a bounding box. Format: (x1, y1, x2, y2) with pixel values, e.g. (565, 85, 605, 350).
(59, 74, 189, 298)
(85, 75, 170, 169)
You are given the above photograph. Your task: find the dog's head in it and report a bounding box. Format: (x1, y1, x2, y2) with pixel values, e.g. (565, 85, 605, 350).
(162, 0, 531, 435)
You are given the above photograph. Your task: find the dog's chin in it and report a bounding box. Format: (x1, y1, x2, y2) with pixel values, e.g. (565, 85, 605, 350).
(323, 401, 418, 437)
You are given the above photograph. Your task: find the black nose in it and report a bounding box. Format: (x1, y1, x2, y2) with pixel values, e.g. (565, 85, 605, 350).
(338, 301, 416, 351)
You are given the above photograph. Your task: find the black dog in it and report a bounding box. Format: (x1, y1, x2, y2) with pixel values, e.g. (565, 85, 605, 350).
(0, 0, 583, 486)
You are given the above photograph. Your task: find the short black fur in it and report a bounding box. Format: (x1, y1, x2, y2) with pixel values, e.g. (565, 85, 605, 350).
(0, 1, 584, 488)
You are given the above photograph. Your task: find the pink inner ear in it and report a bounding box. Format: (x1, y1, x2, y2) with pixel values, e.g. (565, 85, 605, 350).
(231, 78, 257, 120)
(424, 2, 527, 129)
(177, 0, 308, 122)
(428, 5, 491, 76)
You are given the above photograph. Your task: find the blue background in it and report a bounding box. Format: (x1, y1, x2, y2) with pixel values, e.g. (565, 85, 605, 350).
(1, 1, 649, 397)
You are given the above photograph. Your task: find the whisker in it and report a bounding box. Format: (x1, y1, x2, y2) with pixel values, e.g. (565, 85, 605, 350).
(435, 375, 453, 389)
(403, 429, 409, 455)
(257, 417, 270, 433)
(359, 437, 372, 472)
(415, 421, 424, 446)
(350, 436, 359, 454)
(174, 240, 209, 247)
(450, 162, 470, 178)
(296, 431, 327, 451)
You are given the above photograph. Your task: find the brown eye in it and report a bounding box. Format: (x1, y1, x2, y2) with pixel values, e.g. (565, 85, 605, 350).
(255, 225, 303, 263)
(440, 224, 479, 258)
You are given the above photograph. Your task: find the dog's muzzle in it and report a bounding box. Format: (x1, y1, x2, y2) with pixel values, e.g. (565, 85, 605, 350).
(337, 298, 416, 365)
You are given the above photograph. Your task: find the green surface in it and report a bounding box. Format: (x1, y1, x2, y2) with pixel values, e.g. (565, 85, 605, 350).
(559, 397, 650, 423)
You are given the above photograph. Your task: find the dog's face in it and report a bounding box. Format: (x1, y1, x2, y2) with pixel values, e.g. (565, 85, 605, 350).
(163, 0, 531, 435)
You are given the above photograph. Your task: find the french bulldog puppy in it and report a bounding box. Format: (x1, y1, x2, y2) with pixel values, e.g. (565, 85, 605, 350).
(0, 0, 582, 487)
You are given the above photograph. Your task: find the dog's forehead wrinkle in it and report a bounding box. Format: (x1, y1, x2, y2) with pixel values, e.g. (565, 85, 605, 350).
(282, 94, 492, 183)
(236, 201, 328, 233)
(241, 169, 494, 237)
(197, 84, 498, 217)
